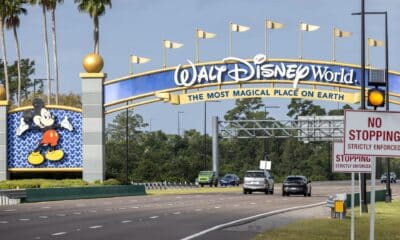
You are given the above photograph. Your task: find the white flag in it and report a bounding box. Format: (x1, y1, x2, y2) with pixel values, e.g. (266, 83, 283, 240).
(265, 20, 284, 29)
(231, 23, 250, 32)
(197, 30, 216, 39)
(368, 38, 384, 47)
(163, 40, 184, 49)
(300, 22, 320, 31)
(130, 55, 150, 64)
(334, 28, 352, 38)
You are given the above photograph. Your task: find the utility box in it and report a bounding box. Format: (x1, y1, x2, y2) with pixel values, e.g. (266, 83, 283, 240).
(327, 194, 347, 219)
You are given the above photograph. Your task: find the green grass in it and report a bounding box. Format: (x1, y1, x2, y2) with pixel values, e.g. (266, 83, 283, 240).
(255, 200, 400, 240)
(147, 186, 241, 195)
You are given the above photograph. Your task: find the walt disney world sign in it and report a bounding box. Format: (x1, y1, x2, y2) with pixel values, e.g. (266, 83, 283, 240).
(103, 54, 400, 110)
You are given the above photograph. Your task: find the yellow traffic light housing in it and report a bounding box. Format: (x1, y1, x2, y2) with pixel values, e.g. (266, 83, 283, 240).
(368, 88, 385, 107)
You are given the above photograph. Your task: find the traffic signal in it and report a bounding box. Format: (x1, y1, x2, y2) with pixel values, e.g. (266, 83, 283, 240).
(367, 88, 385, 107)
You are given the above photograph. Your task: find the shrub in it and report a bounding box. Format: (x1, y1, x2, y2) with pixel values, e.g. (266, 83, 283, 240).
(102, 178, 121, 185)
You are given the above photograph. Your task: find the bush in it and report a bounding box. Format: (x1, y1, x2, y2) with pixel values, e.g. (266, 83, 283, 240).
(0, 179, 89, 189)
(102, 178, 121, 185)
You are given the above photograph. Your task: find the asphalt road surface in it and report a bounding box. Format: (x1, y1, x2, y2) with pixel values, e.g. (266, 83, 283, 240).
(0, 181, 396, 240)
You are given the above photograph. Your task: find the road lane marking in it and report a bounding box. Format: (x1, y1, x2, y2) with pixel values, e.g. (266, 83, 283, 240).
(73, 212, 81, 215)
(181, 202, 326, 240)
(39, 216, 48, 219)
(41, 207, 51, 209)
(250, 202, 256, 205)
(4, 209, 16, 212)
(149, 216, 159, 219)
(19, 218, 30, 221)
(121, 220, 132, 223)
(173, 212, 181, 215)
(51, 232, 66, 236)
(130, 206, 139, 209)
(118, 207, 126, 210)
(0, 221, 8, 224)
(89, 225, 103, 229)
(214, 206, 220, 209)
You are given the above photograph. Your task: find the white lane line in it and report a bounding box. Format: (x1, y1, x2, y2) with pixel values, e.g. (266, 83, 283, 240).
(51, 232, 67, 236)
(233, 204, 239, 207)
(121, 220, 132, 223)
(181, 202, 325, 240)
(19, 218, 30, 221)
(149, 216, 159, 219)
(130, 206, 139, 209)
(0, 221, 8, 224)
(89, 225, 103, 229)
(41, 206, 51, 209)
(173, 212, 181, 215)
(4, 209, 16, 212)
(39, 216, 48, 219)
(250, 202, 256, 205)
(73, 212, 81, 215)
(167, 203, 173, 206)
(118, 207, 126, 210)
(214, 206, 221, 209)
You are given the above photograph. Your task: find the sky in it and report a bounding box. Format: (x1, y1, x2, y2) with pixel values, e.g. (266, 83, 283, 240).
(4, 0, 400, 134)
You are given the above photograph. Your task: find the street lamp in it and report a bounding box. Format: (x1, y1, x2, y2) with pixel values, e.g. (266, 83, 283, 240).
(352, 10, 391, 207)
(177, 111, 184, 136)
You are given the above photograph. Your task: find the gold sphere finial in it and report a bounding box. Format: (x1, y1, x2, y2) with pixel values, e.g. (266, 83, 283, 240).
(0, 84, 6, 100)
(82, 53, 104, 73)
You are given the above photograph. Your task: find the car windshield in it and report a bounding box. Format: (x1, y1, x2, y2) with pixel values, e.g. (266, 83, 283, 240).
(245, 172, 264, 178)
(285, 177, 305, 182)
(223, 175, 233, 179)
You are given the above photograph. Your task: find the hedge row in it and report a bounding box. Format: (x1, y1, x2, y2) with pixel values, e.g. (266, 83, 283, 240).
(0, 178, 121, 189)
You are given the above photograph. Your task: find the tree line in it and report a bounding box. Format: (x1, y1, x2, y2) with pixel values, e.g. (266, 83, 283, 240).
(0, 0, 111, 106)
(106, 98, 400, 183)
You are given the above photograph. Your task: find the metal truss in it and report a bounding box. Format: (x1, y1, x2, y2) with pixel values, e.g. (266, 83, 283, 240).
(218, 116, 344, 142)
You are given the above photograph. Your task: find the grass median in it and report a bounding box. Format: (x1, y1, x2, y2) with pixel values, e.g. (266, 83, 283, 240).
(147, 186, 242, 195)
(255, 200, 400, 240)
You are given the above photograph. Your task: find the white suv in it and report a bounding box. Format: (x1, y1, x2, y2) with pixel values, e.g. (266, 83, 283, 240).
(243, 170, 274, 194)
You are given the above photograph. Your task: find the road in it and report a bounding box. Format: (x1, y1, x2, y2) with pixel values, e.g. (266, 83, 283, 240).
(0, 181, 396, 240)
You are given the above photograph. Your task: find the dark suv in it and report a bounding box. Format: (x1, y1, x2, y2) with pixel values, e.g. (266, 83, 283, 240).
(282, 175, 311, 197)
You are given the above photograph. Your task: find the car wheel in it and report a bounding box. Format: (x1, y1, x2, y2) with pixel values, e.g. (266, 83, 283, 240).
(304, 191, 307, 197)
(282, 191, 286, 196)
(308, 191, 312, 197)
(270, 188, 274, 195)
(200, 184, 204, 187)
(243, 189, 247, 194)
(265, 188, 269, 195)
(214, 183, 218, 187)
(248, 190, 252, 194)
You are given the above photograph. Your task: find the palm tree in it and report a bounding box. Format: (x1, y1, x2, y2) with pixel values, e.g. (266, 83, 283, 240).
(6, 0, 27, 106)
(46, 0, 63, 105)
(29, 0, 51, 105)
(0, 1, 10, 101)
(74, 0, 112, 54)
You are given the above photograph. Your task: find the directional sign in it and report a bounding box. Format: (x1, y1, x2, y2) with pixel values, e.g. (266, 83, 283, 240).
(332, 142, 371, 173)
(344, 110, 400, 157)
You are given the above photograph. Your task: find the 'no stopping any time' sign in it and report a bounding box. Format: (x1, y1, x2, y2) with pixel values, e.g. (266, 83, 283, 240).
(344, 110, 400, 157)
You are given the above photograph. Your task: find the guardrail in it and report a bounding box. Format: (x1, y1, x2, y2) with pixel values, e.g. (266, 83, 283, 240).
(133, 182, 199, 190)
(0, 189, 26, 206)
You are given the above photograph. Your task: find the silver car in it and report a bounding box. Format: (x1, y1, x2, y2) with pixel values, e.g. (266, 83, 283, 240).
(243, 170, 274, 194)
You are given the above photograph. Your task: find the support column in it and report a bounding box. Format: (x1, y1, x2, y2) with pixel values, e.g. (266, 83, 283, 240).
(0, 101, 8, 180)
(212, 116, 219, 178)
(80, 72, 107, 182)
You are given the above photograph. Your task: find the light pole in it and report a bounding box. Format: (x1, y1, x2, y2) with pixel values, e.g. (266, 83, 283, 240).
(178, 111, 184, 136)
(204, 101, 220, 169)
(352, 10, 391, 206)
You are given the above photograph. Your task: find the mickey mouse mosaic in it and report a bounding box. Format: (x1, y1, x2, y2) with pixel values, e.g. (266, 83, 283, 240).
(16, 99, 73, 165)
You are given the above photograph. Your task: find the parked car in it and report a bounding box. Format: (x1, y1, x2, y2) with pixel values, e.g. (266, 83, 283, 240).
(219, 174, 240, 186)
(381, 172, 397, 183)
(243, 170, 274, 195)
(197, 171, 218, 187)
(282, 175, 312, 197)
